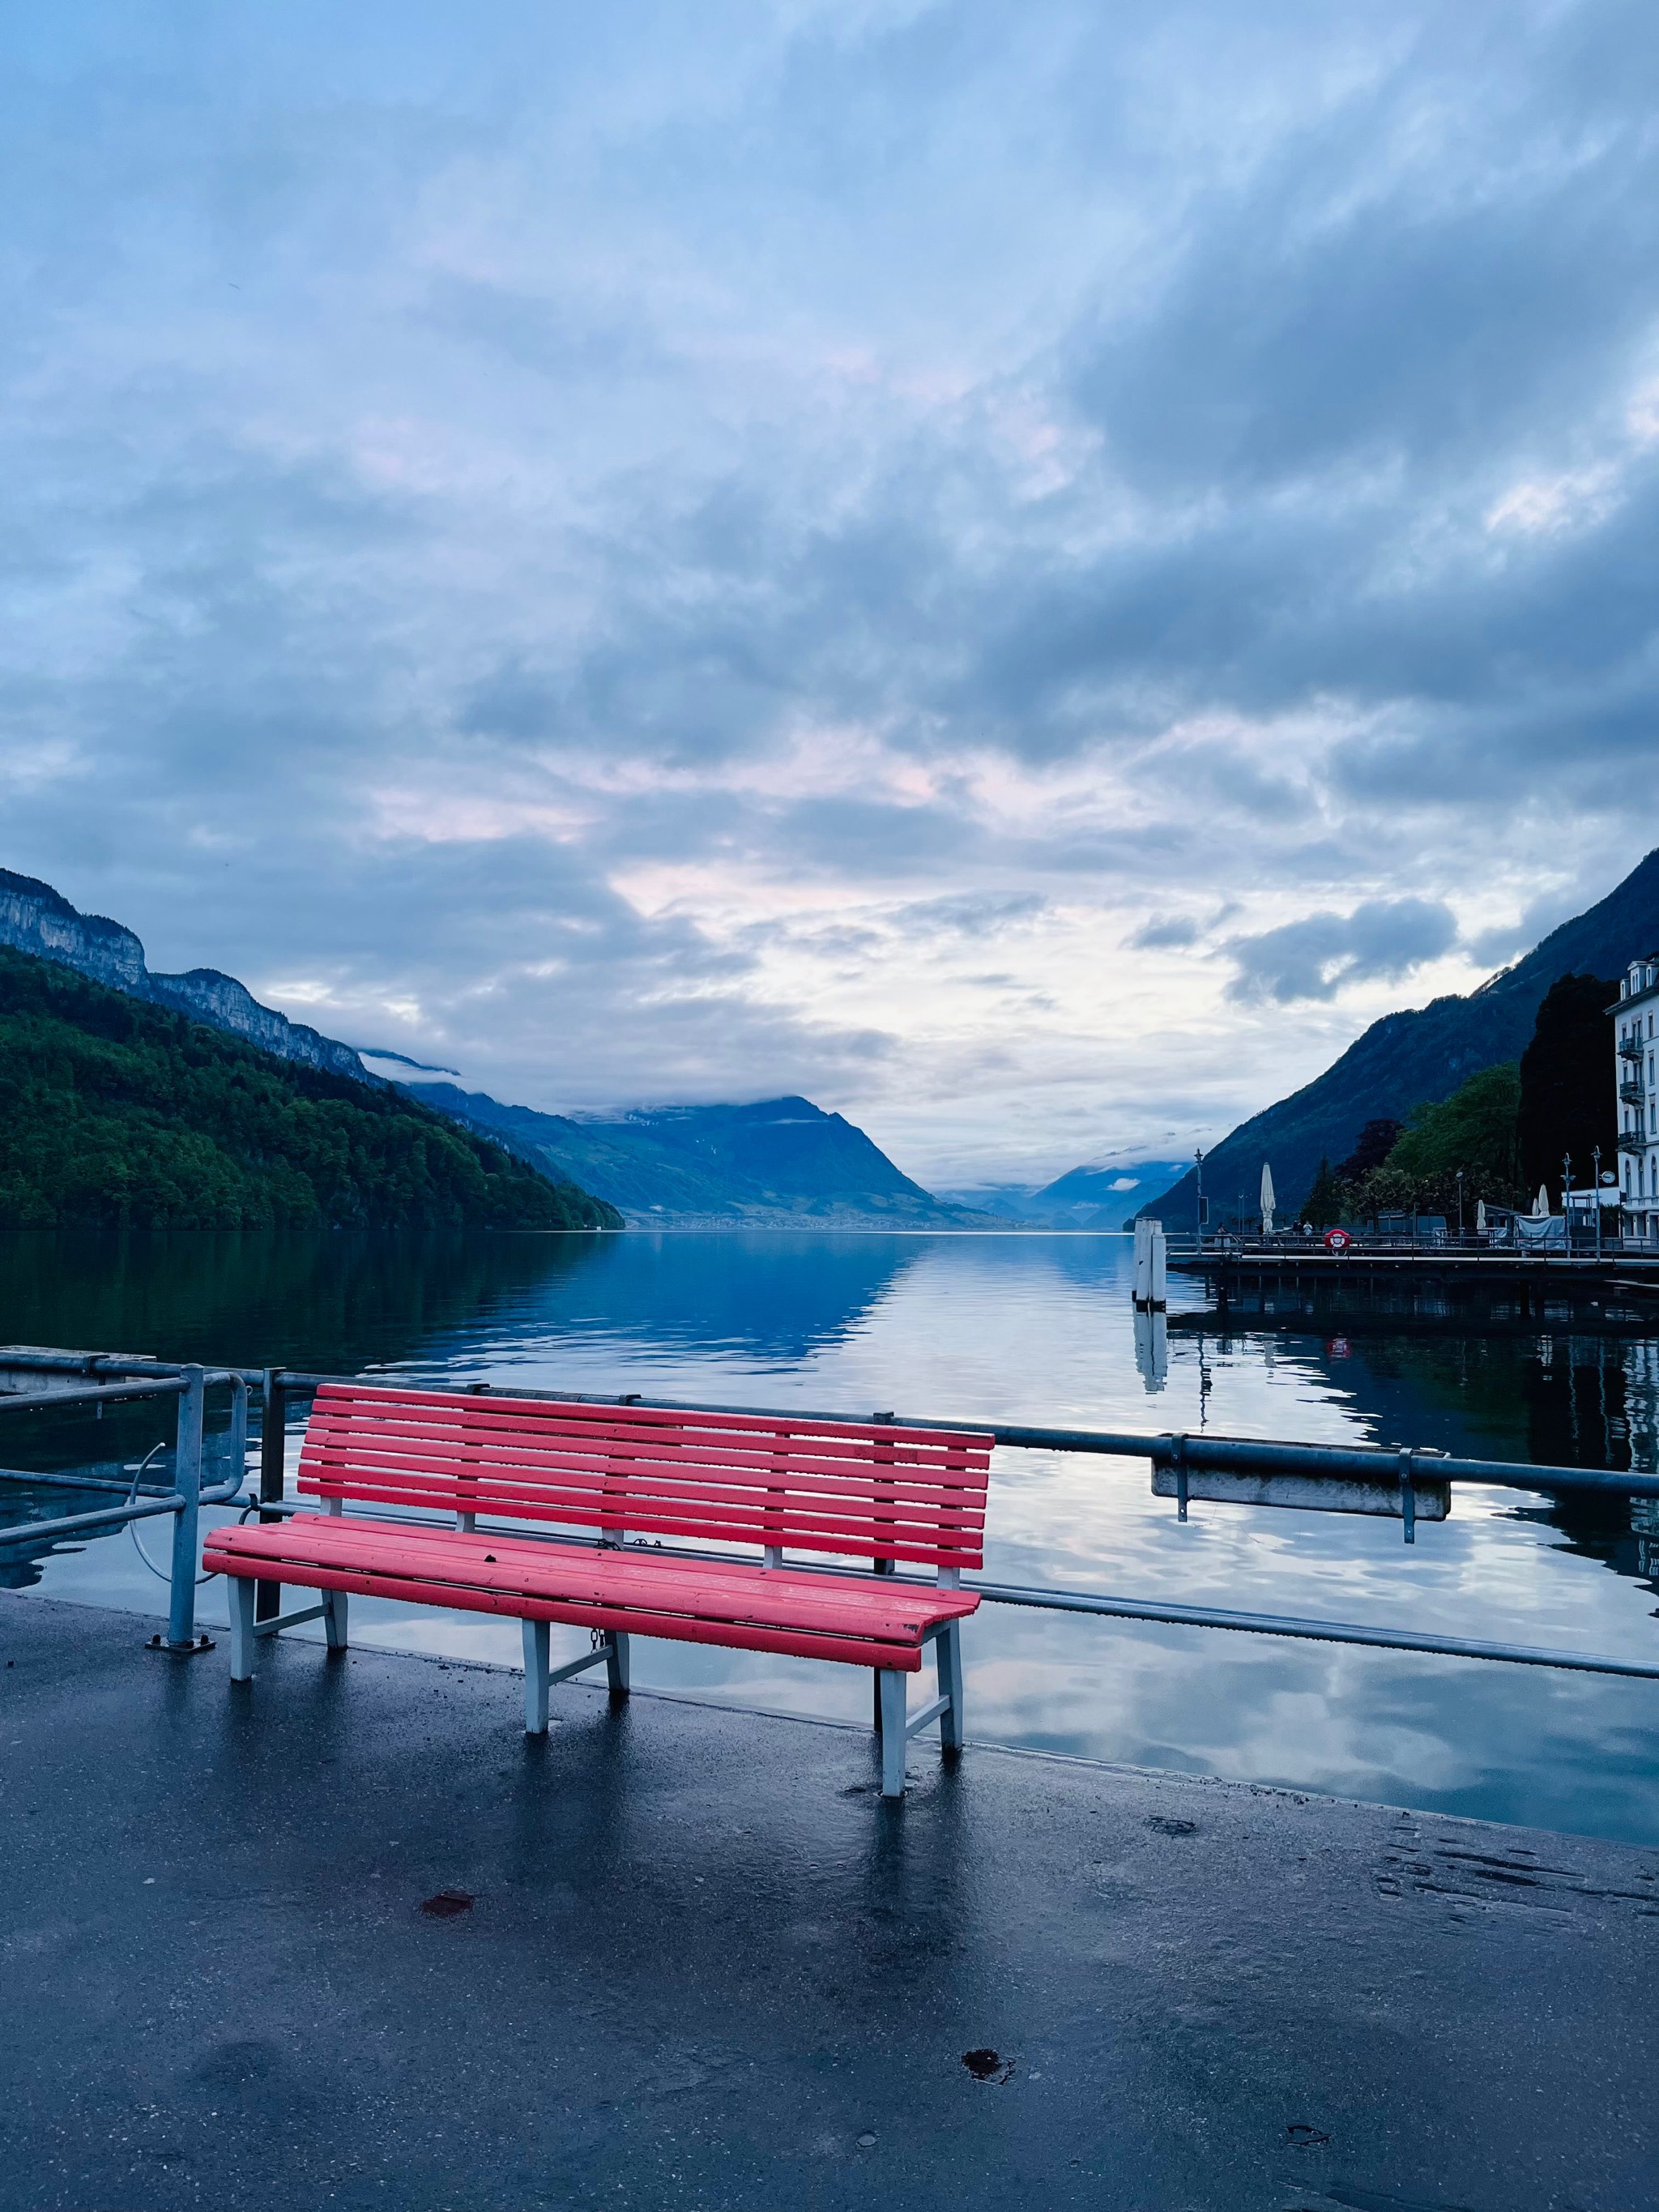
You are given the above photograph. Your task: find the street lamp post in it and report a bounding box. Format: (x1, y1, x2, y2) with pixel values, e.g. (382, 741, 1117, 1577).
(1195, 1147, 1205, 1255)
(1456, 1169, 1465, 1245)
(1562, 1151, 1572, 1252)
(1593, 1143, 1603, 1262)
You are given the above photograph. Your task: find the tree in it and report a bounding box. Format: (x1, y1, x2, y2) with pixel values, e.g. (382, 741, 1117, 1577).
(1516, 971, 1618, 1191)
(1335, 1118, 1404, 1183)
(0, 946, 623, 1231)
(1389, 1062, 1521, 1194)
(1302, 1156, 1345, 1227)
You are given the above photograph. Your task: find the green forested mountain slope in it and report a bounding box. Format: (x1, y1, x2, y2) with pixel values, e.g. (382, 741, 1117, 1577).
(0, 948, 620, 1231)
(1142, 848, 1659, 1227)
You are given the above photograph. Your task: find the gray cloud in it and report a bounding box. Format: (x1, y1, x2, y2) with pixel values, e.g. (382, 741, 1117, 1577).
(1129, 915, 1201, 950)
(1224, 899, 1459, 1005)
(3, 0, 1657, 1176)
(890, 893, 1047, 937)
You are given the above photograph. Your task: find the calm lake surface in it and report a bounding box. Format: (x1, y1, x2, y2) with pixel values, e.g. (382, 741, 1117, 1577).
(5, 1229, 1658, 1843)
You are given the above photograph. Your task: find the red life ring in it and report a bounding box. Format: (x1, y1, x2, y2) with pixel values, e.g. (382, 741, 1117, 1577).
(1324, 1228, 1352, 1253)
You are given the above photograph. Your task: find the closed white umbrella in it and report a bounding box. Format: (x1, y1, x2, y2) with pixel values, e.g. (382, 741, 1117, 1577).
(1260, 1162, 1276, 1236)
(1533, 1185, 1550, 1217)
(1476, 1198, 1486, 1232)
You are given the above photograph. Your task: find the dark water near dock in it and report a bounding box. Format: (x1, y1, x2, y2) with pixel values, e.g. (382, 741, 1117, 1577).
(5, 1228, 1658, 1843)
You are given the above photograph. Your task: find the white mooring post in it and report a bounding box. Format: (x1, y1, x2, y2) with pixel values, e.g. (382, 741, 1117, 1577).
(1132, 1219, 1167, 1311)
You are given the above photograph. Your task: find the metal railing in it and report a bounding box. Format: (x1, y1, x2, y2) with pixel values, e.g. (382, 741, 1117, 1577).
(0, 1360, 250, 1650)
(6, 1350, 1659, 1691)
(1170, 1230, 1659, 1261)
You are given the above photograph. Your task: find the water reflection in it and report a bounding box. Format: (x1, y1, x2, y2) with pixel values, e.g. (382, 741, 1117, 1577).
(1132, 1305, 1167, 1393)
(6, 1229, 1659, 1843)
(0, 1229, 924, 1377)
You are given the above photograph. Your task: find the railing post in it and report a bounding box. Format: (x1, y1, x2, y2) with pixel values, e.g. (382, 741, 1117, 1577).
(150, 1365, 211, 1653)
(256, 1369, 287, 1622)
(228, 1375, 249, 1491)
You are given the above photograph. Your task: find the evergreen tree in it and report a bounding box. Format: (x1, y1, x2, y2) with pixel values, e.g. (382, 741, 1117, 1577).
(1336, 1118, 1404, 1183)
(1302, 1156, 1345, 1227)
(1516, 971, 1618, 1191)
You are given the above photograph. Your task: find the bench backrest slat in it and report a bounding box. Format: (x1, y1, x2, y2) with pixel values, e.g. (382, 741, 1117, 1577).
(298, 1386, 992, 1570)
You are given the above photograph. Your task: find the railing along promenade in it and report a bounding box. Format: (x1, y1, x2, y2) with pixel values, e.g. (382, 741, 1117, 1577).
(3, 1348, 1658, 1689)
(1171, 1228, 1659, 1269)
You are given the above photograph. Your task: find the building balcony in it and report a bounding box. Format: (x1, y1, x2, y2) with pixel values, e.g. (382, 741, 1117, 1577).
(1618, 1127, 1648, 1154)
(1619, 1033, 1644, 1059)
(1621, 1078, 1646, 1104)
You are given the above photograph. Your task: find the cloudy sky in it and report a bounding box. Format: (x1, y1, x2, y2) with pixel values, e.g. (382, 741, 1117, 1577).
(6, 1, 1658, 1186)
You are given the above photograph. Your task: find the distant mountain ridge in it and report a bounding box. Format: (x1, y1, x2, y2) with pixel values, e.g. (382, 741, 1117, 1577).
(1141, 848, 1659, 1228)
(936, 1157, 1188, 1229)
(405, 1084, 989, 1228)
(0, 867, 981, 1227)
(0, 944, 615, 1231)
(0, 869, 374, 1085)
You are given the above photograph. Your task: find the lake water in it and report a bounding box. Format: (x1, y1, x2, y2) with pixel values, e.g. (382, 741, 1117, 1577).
(5, 1228, 1658, 1843)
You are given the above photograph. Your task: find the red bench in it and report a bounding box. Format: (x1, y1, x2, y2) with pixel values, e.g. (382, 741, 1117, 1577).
(204, 1384, 992, 1796)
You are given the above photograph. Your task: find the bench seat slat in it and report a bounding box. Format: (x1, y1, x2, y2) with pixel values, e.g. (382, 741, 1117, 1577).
(303, 1422, 989, 1486)
(295, 1386, 992, 1571)
(295, 1485, 979, 1564)
(301, 1468, 986, 1539)
(311, 1386, 983, 1454)
(204, 1517, 975, 1670)
(301, 1450, 983, 1514)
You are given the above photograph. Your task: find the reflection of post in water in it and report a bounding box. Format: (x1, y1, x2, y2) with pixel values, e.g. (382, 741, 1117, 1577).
(1625, 1339, 1659, 1475)
(1525, 1333, 1631, 1475)
(1133, 1305, 1167, 1394)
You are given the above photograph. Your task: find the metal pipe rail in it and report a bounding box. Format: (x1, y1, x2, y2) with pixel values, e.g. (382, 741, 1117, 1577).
(0, 1378, 188, 1415)
(0, 1465, 180, 1499)
(0, 1365, 249, 1650)
(13, 1352, 1659, 1683)
(0, 1494, 191, 1545)
(230, 1495, 1659, 1684)
(0, 1352, 264, 1384)
(275, 1371, 1659, 1502)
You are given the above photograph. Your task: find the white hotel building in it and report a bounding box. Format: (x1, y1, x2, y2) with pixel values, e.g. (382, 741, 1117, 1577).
(1615, 956, 1659, 1241)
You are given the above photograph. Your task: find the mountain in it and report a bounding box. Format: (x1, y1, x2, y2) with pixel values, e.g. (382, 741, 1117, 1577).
(403, 1085, 989, 1228)
(1, 867, 979, 1229)
(0, 869, 376, 1083)
(935, 1157, 1189, 1229)
(0, 946, 619, 1231)
(1022, 1159, 1190, 1230)
(1141, 848, 1659, 1228)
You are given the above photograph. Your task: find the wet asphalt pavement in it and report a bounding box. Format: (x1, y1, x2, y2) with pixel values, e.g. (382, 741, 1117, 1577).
(2, 1592, 1657, 2211)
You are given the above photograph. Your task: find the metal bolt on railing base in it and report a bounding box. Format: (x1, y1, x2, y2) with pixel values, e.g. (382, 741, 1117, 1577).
(145, 1632, 215, 1656)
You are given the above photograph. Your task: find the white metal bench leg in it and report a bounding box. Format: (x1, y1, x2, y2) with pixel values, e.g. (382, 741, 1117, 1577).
(936, 1620, 965, 1750)
(605, 1629, 630, 1695)
(522, 1618, 550, 1734)
(229, 1577, 256, 1682)
(878, 1670, 907, 1796)
(322, 1586, 348, 1652)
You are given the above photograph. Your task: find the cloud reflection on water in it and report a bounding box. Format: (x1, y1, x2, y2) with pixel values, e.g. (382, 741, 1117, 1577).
(6, 1230, 1658, 1843)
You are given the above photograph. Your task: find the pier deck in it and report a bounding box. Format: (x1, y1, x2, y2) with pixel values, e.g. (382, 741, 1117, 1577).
(3, 1592, 1657, 2211)
(1179, 1245, 1659, 1283)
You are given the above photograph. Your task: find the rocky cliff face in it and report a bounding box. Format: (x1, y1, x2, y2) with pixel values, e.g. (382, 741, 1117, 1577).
(0, 870, 375, 1085)
(0, 873, 149, 994)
